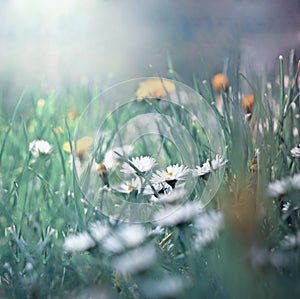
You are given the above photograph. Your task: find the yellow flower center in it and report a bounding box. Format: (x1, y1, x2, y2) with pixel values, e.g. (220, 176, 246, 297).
(127, 185, 136, 191)
(164, 171, 173, 180)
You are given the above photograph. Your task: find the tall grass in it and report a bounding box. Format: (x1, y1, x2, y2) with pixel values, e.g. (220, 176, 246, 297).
(0, 51, 300, 298)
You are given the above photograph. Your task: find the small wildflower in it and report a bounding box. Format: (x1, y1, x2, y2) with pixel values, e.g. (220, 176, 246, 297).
(97, 163, 109, 186)
(102, 225, 147, 253)
(212, 73, 229, 92)
(37, 98, 45, 108)
(151, 164, 189, 188)
(141, 275, 190, 298)
(121, 156, 156, 174)
(193, 210, 223, 250)
(135, 78, 176, 101)
(192, 159, 211, 177)
(268, 174, 300, 198)
(63, 232, 95, 252)
(89, 221, 110, 243)
(150, 186, 187, 204)
(152, 201, 203, 227)
(103, 145, 134, 169)
(62, 136, 93, 156)
(291, 144, 300, 157)
(29, 139, 53, 158)
(211, 154, 228, 170)
(242, 93, 254, 114)
(112, 244, 156, 274)
(113, 177, 143, 194)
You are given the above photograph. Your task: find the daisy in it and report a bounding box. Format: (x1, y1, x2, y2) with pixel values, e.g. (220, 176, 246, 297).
(88, 221, 110, 243)
(63, 232, 95, 252)
(150, 186, 187, 204)
(121, 156, 156, 174)
(103, 145, 134, 169)
(291, 144, 300, 157)
(113, 177, 143, 194)
(267, 179, 290, 198)
(102, 225, 147, 253)
(152, 201, 203, 227)
(29, 139, 53, 158)
(267, 174, 300, 198)
(151, 164, 189, 189)
(192, 159, 211, 177)
(141, 275, 189, 298)
(211, 154, 228, 170)
(112, 244, 156, 275)
(193, 210, 223, 250)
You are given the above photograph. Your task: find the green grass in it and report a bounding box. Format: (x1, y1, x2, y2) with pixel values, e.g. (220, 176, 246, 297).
(0, 51, 300, 298)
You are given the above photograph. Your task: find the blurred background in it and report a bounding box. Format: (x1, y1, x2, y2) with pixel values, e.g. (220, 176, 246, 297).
(0, 0, 300, 106)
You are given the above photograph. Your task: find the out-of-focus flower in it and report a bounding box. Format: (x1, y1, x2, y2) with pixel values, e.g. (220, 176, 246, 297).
(150, 186, 187, 204)
(63, 136, 93, 156)
(212, 73, 229, 92)
(291, 144, 300, 157)
(29, 139, 53, 158)
(268, 179, 291, 198)
(242, 93, 254, 114)
(268, 174, 300, 197)
(192, 159, 211, 177)
(152, 201, 203, 227)
(103, 145, 134, 169)
(135, 78, 176, 101)
(280, 231, 300, 249)
(37, 98, 45, 108)
(193, 210, 223, 250)
(67, 109, 77, 121)
(141, 275, 190, 298)
(102, 225, 147, 253)
(63, 232, 95, 252)
(89, 221, 110, 243)
(53, 126, 64, 135)
(97, 163, 109, 186)
(112, 244, 156, 274)
(121, 156, 156, 174)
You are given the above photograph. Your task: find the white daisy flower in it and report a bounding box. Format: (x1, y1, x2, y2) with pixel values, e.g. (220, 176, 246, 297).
(103, 145, 134, 169)
(268, 174, 300, 198)
(112, 177, 143, 194)
(112, 244, 156, 275)
(121, 156, 156, 174)
(89, 221, 110, 243)
(192, 159, 211, 177)
(152, 201, 203, 227)
(267, 179, 290, 198)
(193, 210, 223, 250)
(63, 232, 95, 252)
(291, 144, 300, 157)
(102, 224, 147, 253)
(141, 275, 190, 298)
(290, 173, 300, 190)
(29, 139, 53, 158)
(150, 186, 187, 204)
(151, 164, 189, 189)
(211, 154, 228, 170)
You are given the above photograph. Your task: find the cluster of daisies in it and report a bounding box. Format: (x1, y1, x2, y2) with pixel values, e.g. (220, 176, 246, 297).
(99, 151, 228, 202)
(63, 208, 223, 276)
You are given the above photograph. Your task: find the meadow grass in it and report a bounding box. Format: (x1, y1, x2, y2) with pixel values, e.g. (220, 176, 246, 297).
(0, 51, 300, 299)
